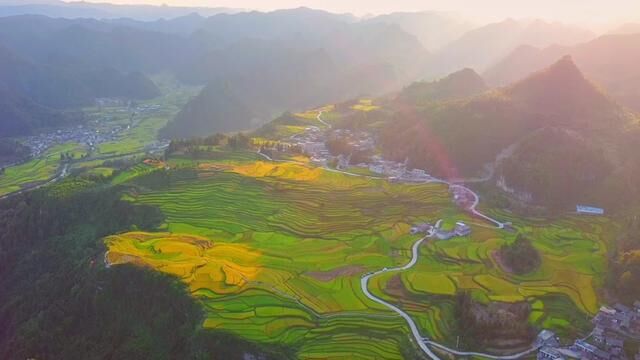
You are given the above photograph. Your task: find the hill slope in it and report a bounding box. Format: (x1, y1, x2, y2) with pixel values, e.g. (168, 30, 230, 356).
(0, 88, 77, 137)
(161, 81, 258, 138)
(428, 19, 594, 77)
(397, 68, 488, 106)
(0, 11, 431, 137)
(364, 11, 475, 51)
(0, 33, 160, 108)
(380, 56, 638, 209)
(161, 9, 430, 137)
(484, 33, 640, 111)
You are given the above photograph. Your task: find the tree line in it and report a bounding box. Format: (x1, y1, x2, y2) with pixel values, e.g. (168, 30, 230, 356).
(164, 133, 252, 158)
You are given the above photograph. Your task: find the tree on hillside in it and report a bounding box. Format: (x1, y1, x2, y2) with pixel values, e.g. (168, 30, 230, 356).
(499, 234, 541, 275)
(605, 215, 640, 304)
(453, 291, 535, 350)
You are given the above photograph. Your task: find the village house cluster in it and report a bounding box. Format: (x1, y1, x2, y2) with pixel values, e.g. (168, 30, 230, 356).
(19, 100, 164, 160)
(538, 302, 640, 360)
(22, 124, 120, 158)
(436, 221, 472, 239)
(291, 126, 433, 182)
(410, 221, 472, 239)
(450, 184, 475, 208)
(293, 126, 331, 165)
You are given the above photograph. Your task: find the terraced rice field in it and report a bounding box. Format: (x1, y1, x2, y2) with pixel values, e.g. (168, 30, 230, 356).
(256, 105, 336, 140)
(105, 154, 617, 358)
(0, 142, 86, 196)
(351, 99, 381, 112)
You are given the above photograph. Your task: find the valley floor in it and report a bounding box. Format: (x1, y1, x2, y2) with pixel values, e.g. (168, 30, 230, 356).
(103, 148, 614, 359)
(5, 101, 617, 359)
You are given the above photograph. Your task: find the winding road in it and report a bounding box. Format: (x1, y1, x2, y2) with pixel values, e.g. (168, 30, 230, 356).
(0, 163, 68, 201)
(306, 111, 531, 358)
(360, 225, 442, 360)
(359, 219, 539, 359)
(115, 109, 518, 359)
(315, 110, 330, 127)
(255, 110, 518, 358)
(449, 184, 505, 229)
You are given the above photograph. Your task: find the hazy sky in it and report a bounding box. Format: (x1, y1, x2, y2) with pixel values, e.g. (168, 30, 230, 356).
(72, 0, 640, 24)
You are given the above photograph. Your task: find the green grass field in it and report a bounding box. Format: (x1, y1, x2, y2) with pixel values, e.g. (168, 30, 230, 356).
(97, 116, 168, 156)
(351, 99, 381, 112)
(88, 82, 199, 157)
(0, 143, 86, 196)
(2, 83, 199, 197)
(104, 151, 618, 358)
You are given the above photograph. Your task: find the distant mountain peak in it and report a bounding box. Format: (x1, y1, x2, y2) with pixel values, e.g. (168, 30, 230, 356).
(397, 67, 487, 105)
(448, 67, 483, 80)
(547, 55, 580, 75)
(508, 55, 589, 95)
(506, 55, 622, 128)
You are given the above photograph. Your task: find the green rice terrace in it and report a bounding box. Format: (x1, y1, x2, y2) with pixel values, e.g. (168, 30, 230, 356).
(104, 149, 619, 359)
(0, 142, 86, 197)
(0, 83, 199, 198)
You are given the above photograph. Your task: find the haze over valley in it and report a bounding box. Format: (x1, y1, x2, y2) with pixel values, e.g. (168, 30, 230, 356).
(1, 2, 640, 360)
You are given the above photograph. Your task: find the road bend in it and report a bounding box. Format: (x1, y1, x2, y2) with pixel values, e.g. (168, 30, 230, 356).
(360, 229, 441, 360)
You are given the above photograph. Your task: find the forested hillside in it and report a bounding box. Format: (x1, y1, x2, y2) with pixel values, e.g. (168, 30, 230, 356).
(0, 88, 81, 137)
(0, 26, 161, 107)
(397, 68, 488, 106)
(0, 180, 293, 359)
(0, 38, 157, 137)
(378, 56, 640, 210)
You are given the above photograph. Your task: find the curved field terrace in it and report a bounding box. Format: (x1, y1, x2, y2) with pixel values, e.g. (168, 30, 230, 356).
(105, 153, 617, 359)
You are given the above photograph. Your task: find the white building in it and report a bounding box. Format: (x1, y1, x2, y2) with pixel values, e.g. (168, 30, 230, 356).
(576, 205, 605, 216)
(454, 222, 471, 237)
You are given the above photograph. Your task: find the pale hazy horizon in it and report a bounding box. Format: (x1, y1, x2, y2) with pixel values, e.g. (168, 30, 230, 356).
(64, 0, 640, 26)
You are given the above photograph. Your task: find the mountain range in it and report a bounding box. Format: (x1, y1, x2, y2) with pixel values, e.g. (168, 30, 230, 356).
(0, 37, 159, 137)
(362, 11, 475, 51)
(378, 56, 639, 210)
(425, 19, 595, 77)
(396, 68, 488, 106)
(0, 8, 438, 138)
(1, 6, 638, 141)
(0, 1, 238, 21)
(484, 33, 640, 111)
(159, 11, 606, 137)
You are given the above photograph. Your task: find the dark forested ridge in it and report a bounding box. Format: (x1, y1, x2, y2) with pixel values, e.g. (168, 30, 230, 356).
(496, 128, 615, 210)
(397, 68, 488, 106)
(0, 39, 160, 108)
(0, 181, 293, 359)
(383, 56, 621, 176)
(371, 56, 640, 211)
(0, 87, 83, 138)
(0, 40, 157, 137)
